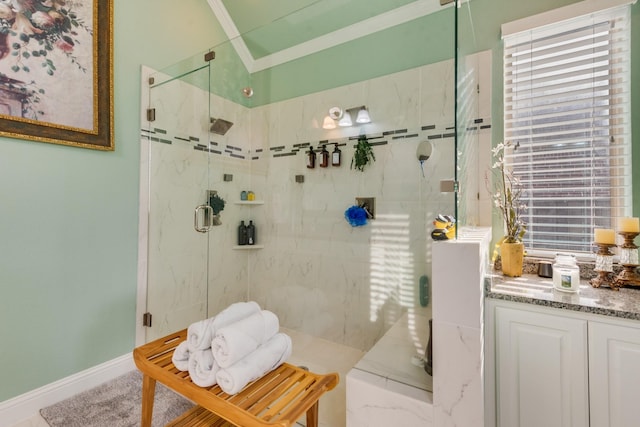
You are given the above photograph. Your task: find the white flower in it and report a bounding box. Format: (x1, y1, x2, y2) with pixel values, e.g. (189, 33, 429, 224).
(0, 4, 15, 20)
(487, 141, 527, 243)
(30, 11, 55, 29)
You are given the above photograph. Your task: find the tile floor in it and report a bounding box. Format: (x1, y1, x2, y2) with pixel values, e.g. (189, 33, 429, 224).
(9, 329, 364, 427)
(283, 327, 365, 427)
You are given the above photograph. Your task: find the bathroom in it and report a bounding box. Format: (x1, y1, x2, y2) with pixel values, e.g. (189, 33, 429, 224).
(1, 0, 639, 427)
(0, 4, 470, 425)
(138, 1, 489, 425)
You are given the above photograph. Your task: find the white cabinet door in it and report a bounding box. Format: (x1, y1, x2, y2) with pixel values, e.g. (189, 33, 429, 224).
(495, 306, 589, 427)
(589, 321, 640, 427)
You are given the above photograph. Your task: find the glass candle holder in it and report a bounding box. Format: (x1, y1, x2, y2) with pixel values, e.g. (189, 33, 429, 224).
(594, 243, 616, 271)
(620, 247, 639, 265)
(613, 231, 640, 290)
(591, 242, 617, 289)
(595, 253, 614, 272)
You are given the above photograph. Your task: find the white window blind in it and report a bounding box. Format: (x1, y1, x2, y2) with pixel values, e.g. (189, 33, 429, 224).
(503, 5, 632, 254)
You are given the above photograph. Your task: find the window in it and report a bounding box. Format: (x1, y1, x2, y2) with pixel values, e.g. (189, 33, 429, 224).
(502, 3, 632, 254)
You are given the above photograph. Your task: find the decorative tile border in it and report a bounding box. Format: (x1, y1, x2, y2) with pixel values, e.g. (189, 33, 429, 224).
(140, 117, 491, 161)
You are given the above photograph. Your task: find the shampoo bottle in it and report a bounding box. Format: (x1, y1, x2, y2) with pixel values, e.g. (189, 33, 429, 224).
(319, 145, 329, 168)
(332, 143, 341, 166)
(247, 220, 256, 245)
(238, 221, 248, 245)
(307, 146, 316, 169)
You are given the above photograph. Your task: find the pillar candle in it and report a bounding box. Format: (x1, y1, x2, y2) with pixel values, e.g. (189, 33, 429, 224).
(619, 217, 640, 233)
(594, 228, 615, 244)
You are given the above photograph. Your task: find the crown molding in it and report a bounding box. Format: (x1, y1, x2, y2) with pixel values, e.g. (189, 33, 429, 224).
(206, 0, 255, 71)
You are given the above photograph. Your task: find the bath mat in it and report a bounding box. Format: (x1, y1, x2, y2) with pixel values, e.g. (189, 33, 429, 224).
(40, 370, 193, 427)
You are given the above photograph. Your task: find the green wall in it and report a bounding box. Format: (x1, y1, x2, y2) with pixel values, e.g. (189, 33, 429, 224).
(249, 7, 454, 106)
(0, 0, 225, 401)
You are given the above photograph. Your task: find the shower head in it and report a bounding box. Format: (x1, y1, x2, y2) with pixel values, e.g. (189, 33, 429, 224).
(210, 118, 234, 135)
(417, 141, 433, 178)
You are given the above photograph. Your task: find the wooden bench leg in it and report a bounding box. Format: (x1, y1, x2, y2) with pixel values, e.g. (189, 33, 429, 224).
(306, 401, 319, 427)
(141, 374, 156, 427)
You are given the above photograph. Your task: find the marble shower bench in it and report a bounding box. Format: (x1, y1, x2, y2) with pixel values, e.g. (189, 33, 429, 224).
(346, 227, 492, 427)
(346, 312, 433, 426)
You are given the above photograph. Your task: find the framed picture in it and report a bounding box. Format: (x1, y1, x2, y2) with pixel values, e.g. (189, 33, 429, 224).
(0, 1, 113, 151)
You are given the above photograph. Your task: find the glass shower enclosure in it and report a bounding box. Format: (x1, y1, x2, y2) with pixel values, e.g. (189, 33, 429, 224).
(138, 0, 488, 409)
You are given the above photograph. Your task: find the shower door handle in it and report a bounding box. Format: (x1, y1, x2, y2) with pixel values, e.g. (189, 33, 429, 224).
(194, 205, 213, 233)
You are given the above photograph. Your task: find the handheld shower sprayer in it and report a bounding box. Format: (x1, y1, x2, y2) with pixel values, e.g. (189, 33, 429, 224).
(416, 141, 433, 178)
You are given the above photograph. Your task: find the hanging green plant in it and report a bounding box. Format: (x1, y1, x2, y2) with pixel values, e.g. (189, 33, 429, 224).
(351, 134, 375, 172)
(209, 193, 226, 215)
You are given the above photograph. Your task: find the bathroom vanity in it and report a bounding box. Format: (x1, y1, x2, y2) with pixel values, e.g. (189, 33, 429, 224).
(486, 275, 640, 427)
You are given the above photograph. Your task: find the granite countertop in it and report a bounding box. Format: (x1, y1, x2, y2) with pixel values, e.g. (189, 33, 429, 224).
(486, 272, 640, 320)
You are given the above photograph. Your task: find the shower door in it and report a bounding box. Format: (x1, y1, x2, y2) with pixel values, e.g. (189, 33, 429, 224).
(143, 55, 214, 342)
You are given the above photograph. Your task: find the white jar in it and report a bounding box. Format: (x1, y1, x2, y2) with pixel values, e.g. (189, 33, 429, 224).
(552, 254, 580, 293)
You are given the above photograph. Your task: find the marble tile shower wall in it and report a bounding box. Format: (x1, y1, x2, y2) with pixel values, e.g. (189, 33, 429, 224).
(142, 56, 491, 349)
(250, 61, 458, 351)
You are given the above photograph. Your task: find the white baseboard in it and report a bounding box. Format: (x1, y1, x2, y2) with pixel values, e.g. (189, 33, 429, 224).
(0, 353, 135, 427)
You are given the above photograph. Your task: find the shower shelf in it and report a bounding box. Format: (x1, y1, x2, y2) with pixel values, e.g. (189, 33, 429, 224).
(233, 245, 264, 250)
(235, 201, 264, 205)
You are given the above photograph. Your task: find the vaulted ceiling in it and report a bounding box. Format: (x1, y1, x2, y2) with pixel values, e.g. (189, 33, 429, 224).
(205, 0, 450, 72)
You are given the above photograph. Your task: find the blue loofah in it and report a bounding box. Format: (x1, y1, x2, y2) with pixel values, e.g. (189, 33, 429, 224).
(345, 205, 368, 227)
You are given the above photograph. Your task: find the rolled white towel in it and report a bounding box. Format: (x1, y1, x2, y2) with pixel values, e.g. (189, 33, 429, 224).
(187, 301, 261, 351)
(187, 317, 216, 351)
(210, 301, 261, 333)
(188, 349, 220, 388)
(211, 310, 280, 368)
(215, 333, 292, 395)
(171, 341, 190, 372)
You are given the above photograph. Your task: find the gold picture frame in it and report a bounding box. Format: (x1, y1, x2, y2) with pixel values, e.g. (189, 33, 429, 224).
(0, 1, 113, 151)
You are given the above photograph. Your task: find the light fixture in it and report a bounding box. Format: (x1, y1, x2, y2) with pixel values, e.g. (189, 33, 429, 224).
(242, 87, 253, 98)
(356, 107, 371, 124)
(329, 107, 343, 120)
(323, 105, 371, 129)
(338, 111, 352, 127)
(322, 115, 336, 129)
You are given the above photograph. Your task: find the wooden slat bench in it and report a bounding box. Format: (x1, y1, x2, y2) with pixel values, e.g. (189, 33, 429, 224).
(133, 329, 339, 427)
